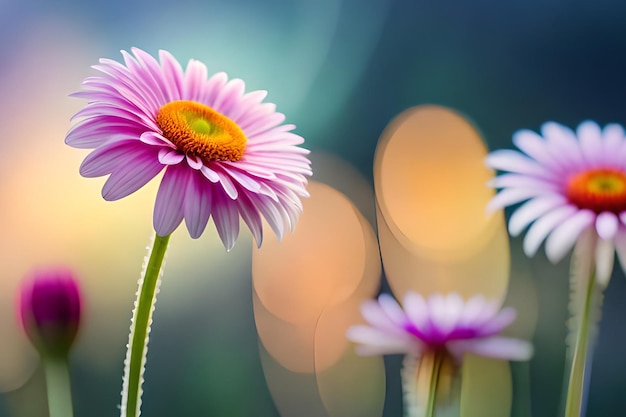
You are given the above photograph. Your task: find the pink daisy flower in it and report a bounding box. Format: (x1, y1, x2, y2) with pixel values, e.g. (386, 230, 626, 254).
(487, 121, 626, 286)
(346, 292, 532, 363)
(66, 47, 311, 249)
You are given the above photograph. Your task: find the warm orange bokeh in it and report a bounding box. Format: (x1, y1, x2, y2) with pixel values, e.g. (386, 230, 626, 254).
(252, 181, 372, 325)
(374, 105, 510, 303)
(252, 179, 384, 416)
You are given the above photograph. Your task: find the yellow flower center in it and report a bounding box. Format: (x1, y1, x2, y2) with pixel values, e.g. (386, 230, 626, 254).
(566, 168, 626, 213)
(156, 100, 247, 162)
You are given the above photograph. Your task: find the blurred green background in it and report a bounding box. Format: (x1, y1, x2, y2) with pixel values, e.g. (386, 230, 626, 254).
(1, 0, 626, 416)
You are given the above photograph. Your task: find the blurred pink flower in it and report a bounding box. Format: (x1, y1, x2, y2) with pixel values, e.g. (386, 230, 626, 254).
(18, 268, 82, 357)
(487, 120, 626, 286)
(346, 292, 532, 363)
(66, 47, 311, 249)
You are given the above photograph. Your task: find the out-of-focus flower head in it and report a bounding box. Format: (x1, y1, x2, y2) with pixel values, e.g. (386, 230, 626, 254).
(346, 292, 532, 363)
(487, 120, 626, 286)
(18, 268, 82, 357)
(66, 47, 312, 250)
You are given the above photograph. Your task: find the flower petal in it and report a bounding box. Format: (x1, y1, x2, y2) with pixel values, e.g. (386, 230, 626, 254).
(577, 120, 604, 168)
(486, 149, 553, 179)
(595, 212, 619, 241)
(512, 129, 553, 166)
(508, 195, 567, 237)
(101, 154, 163, 201)
(544, 209, 595, 263)
(403, 292, 429, 331)
(378, 294, 408, 327)
(153, 165, 189, 236)
(158, 149, 184, 165)
(236, 193, 264, 247)
(486, 187, 549, 213)
(212, 189, 240, 250)
(477, 307, 517, 336)
(523, 205, 579, 257)
(183, 171, 213, 239)
(447, 337, 533, 361)
(430, 293, 465, 336)
(595, 238, 615, 288)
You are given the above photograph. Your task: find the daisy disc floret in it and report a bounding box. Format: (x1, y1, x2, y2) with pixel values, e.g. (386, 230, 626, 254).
(66, 47, 312, 249)
(487, 121, 626, 285)
(346, 292, 532, 363)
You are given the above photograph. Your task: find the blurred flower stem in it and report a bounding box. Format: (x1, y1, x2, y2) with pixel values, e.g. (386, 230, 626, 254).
(424, 350, 446, 417)
(43, 354, 74, 417)
(564, 271, 596, 417)
(122, 234, 170, 417)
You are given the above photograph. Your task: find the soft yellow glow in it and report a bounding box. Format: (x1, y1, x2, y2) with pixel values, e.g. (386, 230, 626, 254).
(316, 348, 385, 417)
(0, 27, 252, 390)
(460, 355, 512, 417)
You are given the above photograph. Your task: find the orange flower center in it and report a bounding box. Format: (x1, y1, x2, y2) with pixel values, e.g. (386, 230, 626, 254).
(156, 100, 247, 162)
(566, 168, 626, 213)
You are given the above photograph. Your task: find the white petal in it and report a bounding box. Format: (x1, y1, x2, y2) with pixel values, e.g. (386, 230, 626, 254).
(456, 294, 489, 327)
(186, 155, 203, 170)
(485, 150, 552, 178)
(217, 171, 239, 200)
(486, 188, 548, 213)
(427, 293, 458, 336)
(200, 165, 220, 182)
(508, 196, 567, 236)
(602, 123, 625, 163)
(403, 292, 429, 331)
(523, 205, 578, 257)
(140, 131, 176, 148)
(158, 149, 184, 165)
(360, 300, 404, 335)
(595, 238, 615, 288)
(577, 120, 603, 167)
(447, 337, 533, 361)
(438, 293, 465, 330)
(512, 129, 552, 165)
(345, 325, 411, 350)
(478, 307, 517, 336)
(541, 122, 585, 168)
(596, 212, 619, 240)
(378, 294, 409, 327)
(545, 210, 595, 263)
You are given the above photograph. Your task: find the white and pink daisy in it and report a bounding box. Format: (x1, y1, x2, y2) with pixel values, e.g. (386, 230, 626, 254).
(487, 121, 626, 286)
(66, 47, 311, 250)
(346, 292, 532, 363)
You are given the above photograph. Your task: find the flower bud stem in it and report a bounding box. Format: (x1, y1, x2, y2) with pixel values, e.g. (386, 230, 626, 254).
(43, 355, 74, 417)
(122, 234, 170, 417)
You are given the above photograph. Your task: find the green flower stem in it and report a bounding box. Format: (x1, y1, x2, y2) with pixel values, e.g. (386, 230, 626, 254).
(425, 350, 446, 417)
(123, 233, 170, 417)
(43, 355, 74, 417)
(564, 272, 596, 417)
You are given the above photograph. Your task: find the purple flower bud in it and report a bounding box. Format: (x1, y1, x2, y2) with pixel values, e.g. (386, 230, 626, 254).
(18, 268, 82, 357)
